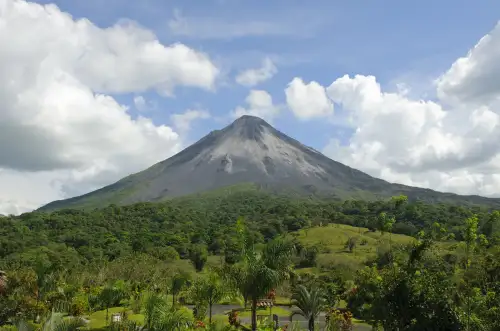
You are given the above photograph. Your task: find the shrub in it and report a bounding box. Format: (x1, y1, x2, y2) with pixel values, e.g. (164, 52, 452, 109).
(69, 292, 88, 316)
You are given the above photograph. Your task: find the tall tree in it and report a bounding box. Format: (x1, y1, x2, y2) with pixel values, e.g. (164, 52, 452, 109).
(224, 221, 294, 331)
(143, 292, 192, 331)
(98, 285, 125, 325)
(291, 285, 326, 331)
(169, 271, 190, 308)
(188, 244, 208, 272)
(13, 311, 86, 331)
(188, 272, 226, 324)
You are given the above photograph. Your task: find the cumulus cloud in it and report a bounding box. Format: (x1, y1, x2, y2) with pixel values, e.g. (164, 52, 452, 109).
(231, 90, 281, 122)
(285, 77, 334, 120)
(0, 0, 219, 214)
(321, 22, 500, 197)
(171, 110, 211, 132)
(436, 22, 500, 107)
(236, 57, 277, 87)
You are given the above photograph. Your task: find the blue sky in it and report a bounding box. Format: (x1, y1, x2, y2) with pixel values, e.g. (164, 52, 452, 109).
(31, 0, 500, 148)
(2, 0, 500, 214)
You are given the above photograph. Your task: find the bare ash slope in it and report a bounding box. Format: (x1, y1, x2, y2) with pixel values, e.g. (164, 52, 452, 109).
(40, 115, 500, 211)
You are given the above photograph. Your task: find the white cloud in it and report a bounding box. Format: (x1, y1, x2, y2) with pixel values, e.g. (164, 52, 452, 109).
(171, 110, 211, 132)
(321, 21, 500, 198)
(285, 77, 334, 120)
(134, 96, 147, 112)
(236, 57, 277, 87)
(0, 0, 221, 214)
(133, 95, 157, 112)
(436, 22, 500, 107)
(231, 90, 281, 122)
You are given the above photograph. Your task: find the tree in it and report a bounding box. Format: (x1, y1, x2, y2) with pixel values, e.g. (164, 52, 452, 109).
(377, 212, 396, 237)
(223, 224, 294, 331)
(0, 270, 6, 295)
(169, 271, 190, 308)
(143, 292, 192, 331)
(345, 237, 357, 253)
(391, 195, 408, 210)
(9, 310, 86, 331)
(33, 259, 57, 323)
(347, 237, 462, 330)
(377, 212, 396, 270)
(188, 272, 226, 324)
(291, 285, 326, 331)
(463, 216, 479, 270)
(189, 244, 208, 272)
(462, 215, 484, 331)
(98, 285, 126, 325)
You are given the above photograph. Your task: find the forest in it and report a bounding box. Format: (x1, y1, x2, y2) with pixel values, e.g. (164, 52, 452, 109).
(1, 190, 500, 330)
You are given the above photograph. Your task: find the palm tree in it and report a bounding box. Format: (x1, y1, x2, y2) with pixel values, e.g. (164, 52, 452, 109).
(188, 272, 226, 324)
(224, 235, 295, 331)
(14, 311, 86, 331)
(143, 292, 192, 331)
(33, 265, 57, 323)
(169, 271, 190, 308)
(291, 285, 326, 331)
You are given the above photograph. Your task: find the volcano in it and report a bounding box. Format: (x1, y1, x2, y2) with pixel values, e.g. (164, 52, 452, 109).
(39, 115, 500, 211)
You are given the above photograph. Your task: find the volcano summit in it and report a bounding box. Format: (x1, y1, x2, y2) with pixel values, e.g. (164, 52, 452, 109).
(40, 115, 500, 211)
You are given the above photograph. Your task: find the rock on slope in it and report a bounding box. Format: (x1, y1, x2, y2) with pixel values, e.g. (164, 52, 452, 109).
(39, 115, 500, 211)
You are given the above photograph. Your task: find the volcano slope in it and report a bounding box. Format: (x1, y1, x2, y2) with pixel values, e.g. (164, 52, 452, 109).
(40, 115, 500, 211)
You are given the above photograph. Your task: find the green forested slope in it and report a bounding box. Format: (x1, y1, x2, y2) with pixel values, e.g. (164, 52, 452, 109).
(2, 189, 499, 270)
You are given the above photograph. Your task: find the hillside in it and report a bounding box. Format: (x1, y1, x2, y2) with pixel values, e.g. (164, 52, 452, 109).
(39, 115, 500, 211)
(1, 189, 489, 270)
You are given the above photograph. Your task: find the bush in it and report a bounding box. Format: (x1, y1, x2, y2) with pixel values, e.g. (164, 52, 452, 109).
(70, 292, 88, 316)
(297, 245, 319, 268)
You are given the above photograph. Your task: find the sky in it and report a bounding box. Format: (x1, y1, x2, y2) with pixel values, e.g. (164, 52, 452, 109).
(1, 0, 500, 215)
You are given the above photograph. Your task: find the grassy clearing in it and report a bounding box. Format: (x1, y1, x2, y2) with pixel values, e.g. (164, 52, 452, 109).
(86, 307, 129, 329)
(295, 223, 415, 268)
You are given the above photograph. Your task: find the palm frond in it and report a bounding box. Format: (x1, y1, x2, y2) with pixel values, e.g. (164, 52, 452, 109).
(291, 285, 325, 320)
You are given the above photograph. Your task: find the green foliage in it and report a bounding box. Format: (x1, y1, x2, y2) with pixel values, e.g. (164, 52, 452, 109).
(222, 227, 295, 331)
(188, 272, 226, 324)
(2, 193, 500, 330)
(344, 237, 357, 253)
(142, 292, 193, 331)
(291, 285, 326, 331)
(189, 245, 208, 272)
(2, 191, 498, 273)
(69, 292, 87, 316)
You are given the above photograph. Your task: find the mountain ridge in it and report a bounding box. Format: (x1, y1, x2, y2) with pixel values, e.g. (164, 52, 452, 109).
(39, 115, 500, 211)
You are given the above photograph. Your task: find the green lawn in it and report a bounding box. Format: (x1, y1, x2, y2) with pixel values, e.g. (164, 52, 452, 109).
(85, 307, 129, 329)
(238, 306, 291, 318)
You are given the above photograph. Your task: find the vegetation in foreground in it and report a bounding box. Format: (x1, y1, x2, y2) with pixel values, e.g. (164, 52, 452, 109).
(1, 193, 500, 330)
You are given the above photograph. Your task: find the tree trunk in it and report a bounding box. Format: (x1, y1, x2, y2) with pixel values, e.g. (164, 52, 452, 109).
(209, 302, 213, 324)
(251, 297, 258, 331)
(34, 292, 40, 323)
(308, 316, 315, 331)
